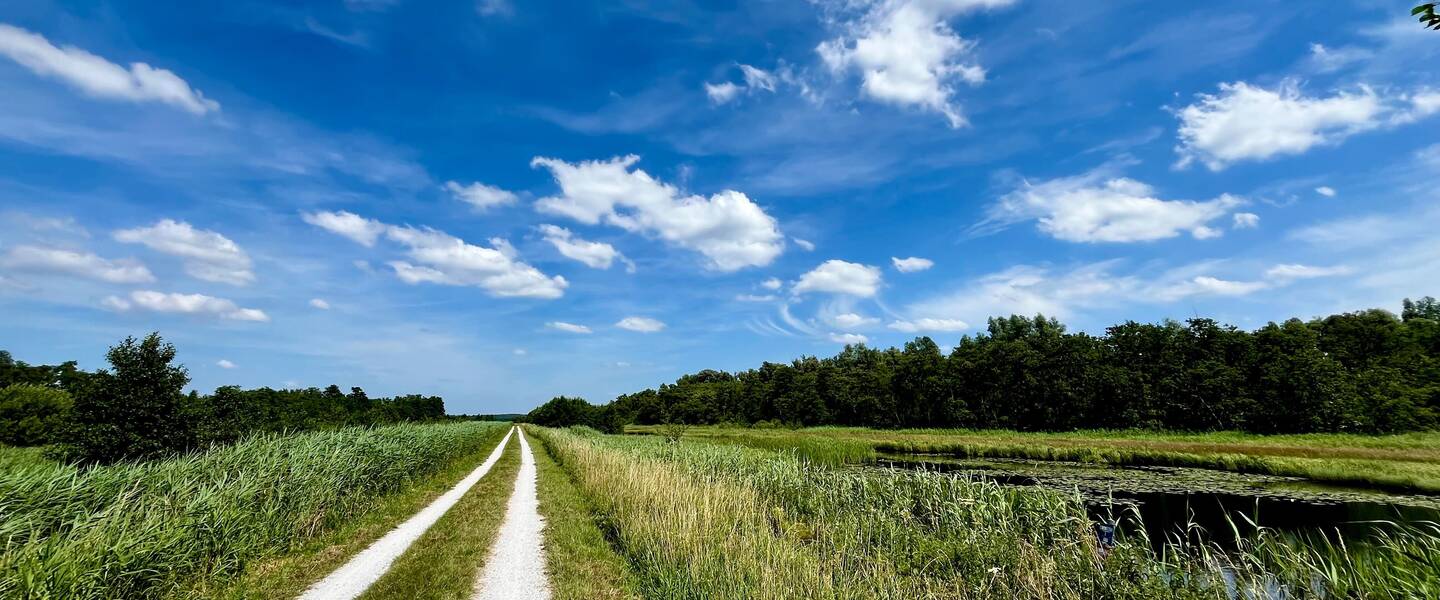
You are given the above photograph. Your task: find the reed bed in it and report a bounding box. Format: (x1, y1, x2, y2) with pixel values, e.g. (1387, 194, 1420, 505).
(0, 421, 506, 599)
(539, 426, 1440, 599)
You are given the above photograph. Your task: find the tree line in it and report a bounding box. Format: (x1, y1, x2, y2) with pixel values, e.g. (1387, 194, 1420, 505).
(1, 333, 447, 463)
(527, 298, 1440, 434)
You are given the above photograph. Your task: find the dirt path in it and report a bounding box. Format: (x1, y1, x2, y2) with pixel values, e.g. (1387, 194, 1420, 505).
(299, 427, 515, 600)
(472, 427, 551, 600)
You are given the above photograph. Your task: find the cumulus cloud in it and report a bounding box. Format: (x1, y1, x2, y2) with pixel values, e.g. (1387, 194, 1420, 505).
(546, 321, 592, 334)
(216, 359, 236, 369)
(113, 219, 254, 285)
(816, 0, 1014, 127)
(761, 277, 783, 290)
(103, 290, 269, 322)
(829, 332, 869, 344)
(1315, 186, 1337, 197)
(1232, 212, 1260, 229)
(891, 256, 933, 272)
(830, 312, 879, 328)
(309, 298, 331, 309)
(982, 168, 1242, 243)
(905, 262, 1135, 324)
(736, 293, 779, 302)
(384, 226, 567, 299)
(793, 260, 883, 297)
(616, 316, 666, 332)
(532, 155, 784, 271)
(704, 81, 742, 104)
(444, 180, 517, 211)
(0, 245, 154, 284)
(0, 24, 218, 115)
(887, 318, 969, 333)
(792, 238, 816, 251)
(538, 224, 633, 272)
(304, 212, 566, 299)
(1174, 81, 1440, 170)
(301, 211, 387, 246)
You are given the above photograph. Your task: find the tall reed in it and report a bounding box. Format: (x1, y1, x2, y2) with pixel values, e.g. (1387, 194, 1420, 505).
(537, 427, 1440, 599)
(0, 421, 506, 599)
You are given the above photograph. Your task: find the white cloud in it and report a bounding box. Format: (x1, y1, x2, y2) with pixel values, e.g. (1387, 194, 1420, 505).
(616, 316, 666, 332)
(816, 0, 1014, 127)
(546, 321, 592, 334)
(761, 277, 783, 290)
(304, 211, 566, 299)
(831, 312, 879, 328)
(792, 238, 816, 251)
(444, 180, 517, 211)
(309, 298, 331, 310)
(887, 318, 969, 333)
(793, 260, 883, 297)
(906, 262, 1134, 323)
(103, 290, 269, 322)
(736, 293, 778, 302)
(532, 155, 784, 271)
(1265, 263, 1351, 280)
(216, 359, 236, 369)
(983, 169, 1241, 242)
(0, 24, 218, 115)
(1307, 43, 1370, 73)
(739, 64, 777, 92)
(1153, 276, 1268, 301)
(513, 348, 527, 355)
(1315, 186, 1337, 197)
(891, 256, 933, 272)
(1232, 212, 1260, 229)
(384, 225, 567, 299)
(704, 81, 742, 104)
(301, 210, 387, 247)
(113, 219, 254, 285)
(1174, 81, 1440, 170)
(828, 332, 869, 344)
(538, 224, 633, 271)
(0, 245, 154, 284)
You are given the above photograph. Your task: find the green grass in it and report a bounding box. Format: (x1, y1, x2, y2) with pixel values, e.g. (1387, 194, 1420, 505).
(530, 426, 641, 600)
(360, 430, 520, 600)
(0, 421, 507, 599)
(630, 425, 1440, 493)
(542, 426, 1440, 599)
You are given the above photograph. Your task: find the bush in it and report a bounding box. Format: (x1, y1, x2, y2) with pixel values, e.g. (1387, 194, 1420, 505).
(0, 384, 72, 446)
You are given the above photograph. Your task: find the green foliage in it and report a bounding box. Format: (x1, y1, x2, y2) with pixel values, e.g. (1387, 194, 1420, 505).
(1416, 3, 1440, 30)
(0, 421, 505, 598)
(61, 333, 193, 463)
(606, 299, 1440, 434)
(524, 396, 624, 433)
(0, 384, 72, 446)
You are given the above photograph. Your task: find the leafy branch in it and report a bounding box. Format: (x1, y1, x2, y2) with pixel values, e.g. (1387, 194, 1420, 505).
(1417, 3, 1440, 30)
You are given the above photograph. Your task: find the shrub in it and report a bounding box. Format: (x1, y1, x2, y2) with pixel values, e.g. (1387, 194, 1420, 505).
(0, 384, 71, 446)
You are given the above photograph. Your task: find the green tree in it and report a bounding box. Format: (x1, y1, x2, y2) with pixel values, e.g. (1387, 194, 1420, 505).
(1416, 4, 1440, 30)
(62, 333, 193, 463)
(0, 384, 73, 446)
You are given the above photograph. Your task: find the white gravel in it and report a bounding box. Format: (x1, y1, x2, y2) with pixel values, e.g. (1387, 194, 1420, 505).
(299, 427, 515, 600)
(472, 427, 551, 600)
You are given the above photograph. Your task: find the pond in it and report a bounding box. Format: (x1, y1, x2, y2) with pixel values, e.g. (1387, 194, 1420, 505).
(875, 453, 1440, 550)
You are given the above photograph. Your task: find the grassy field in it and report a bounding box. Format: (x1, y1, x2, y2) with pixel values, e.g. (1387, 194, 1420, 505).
(628, 425, 1440, 493)
(0, 421, 508, 599)
(541, 426, 1440, 599)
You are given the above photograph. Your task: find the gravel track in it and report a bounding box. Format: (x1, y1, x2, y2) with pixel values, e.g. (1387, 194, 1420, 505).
(472, 427, 551, 600)
(298, 427, 515, 600)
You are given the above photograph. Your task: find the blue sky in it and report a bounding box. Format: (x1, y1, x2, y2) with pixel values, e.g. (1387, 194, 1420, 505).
(1, 0, 1437, 414)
